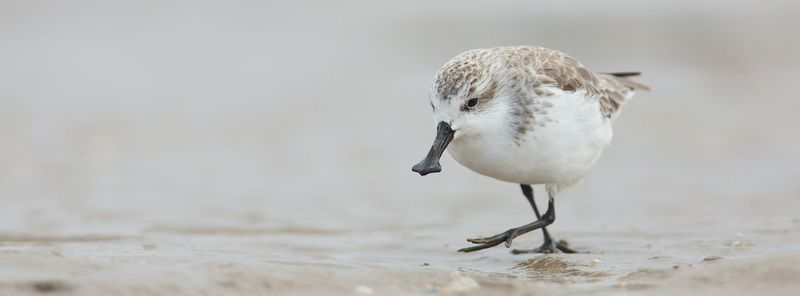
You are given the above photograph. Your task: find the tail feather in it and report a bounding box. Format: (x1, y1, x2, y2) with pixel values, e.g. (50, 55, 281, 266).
(594, 72, 649, 118)
(600, 72, 650, 92)
(605, 71, 641, 78)
(615, 76, 650, 92)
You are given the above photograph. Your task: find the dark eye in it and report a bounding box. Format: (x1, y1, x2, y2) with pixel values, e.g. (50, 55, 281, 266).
(466, 98, 479, 108)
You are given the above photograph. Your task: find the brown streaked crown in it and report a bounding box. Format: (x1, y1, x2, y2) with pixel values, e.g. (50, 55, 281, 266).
(432, 49, 490, 101)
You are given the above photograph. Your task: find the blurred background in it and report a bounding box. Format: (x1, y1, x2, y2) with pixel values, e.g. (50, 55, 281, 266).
(1, 0, 799, 294)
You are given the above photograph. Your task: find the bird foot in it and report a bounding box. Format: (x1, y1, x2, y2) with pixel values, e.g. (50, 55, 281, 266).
(511, 239, 580, 254)
(458, 228, 520, 253)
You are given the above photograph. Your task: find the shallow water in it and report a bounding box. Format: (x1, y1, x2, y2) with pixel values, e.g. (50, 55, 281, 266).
(2, 1, 800, 295)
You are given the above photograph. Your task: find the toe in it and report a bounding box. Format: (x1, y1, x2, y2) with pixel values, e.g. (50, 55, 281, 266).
(466, 237, 488, 244)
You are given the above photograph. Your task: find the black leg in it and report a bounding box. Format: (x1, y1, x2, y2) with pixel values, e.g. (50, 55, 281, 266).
(511, 184, 577, 254)
(458, 186, 557, 253)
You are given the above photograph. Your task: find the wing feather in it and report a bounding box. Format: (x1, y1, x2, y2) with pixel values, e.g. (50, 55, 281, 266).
(520, 47, 649, 118)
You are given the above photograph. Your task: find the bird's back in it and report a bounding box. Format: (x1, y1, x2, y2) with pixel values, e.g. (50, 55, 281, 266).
(484, 46, 649, 119)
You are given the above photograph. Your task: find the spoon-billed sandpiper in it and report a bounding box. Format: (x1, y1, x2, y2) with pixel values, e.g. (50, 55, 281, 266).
(412, 46, 648, 253)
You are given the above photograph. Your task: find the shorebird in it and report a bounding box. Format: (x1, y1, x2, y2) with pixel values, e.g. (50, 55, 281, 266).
(412, 46, 648, 253)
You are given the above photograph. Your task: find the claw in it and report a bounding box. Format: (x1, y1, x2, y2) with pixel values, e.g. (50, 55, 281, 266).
(504, 229, 520, 248)
(556, 240, 579, 253)
(511, 240, 581, 254)
(466, 230, 513, 245)
(460, 229, 521, 252)
(458, 239, 504, 252)
(466, 237, 489, 244)
(458, 245, 487, 252)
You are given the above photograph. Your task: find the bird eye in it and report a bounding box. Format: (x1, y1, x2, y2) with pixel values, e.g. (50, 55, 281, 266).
(466, 98, 479, 109)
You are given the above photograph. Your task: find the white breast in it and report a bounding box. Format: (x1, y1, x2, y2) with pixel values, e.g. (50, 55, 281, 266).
(447, 90, 613, 189)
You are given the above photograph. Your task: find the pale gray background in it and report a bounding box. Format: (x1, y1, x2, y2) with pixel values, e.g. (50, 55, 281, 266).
(1, 1, 799, 295)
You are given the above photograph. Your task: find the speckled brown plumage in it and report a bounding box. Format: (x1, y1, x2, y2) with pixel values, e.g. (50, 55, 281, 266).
(432, 46, 649, 118)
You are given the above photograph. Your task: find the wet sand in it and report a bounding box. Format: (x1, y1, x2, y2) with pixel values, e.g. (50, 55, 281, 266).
(2, 221, 799, 295)
(2, 1, 800, 295)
